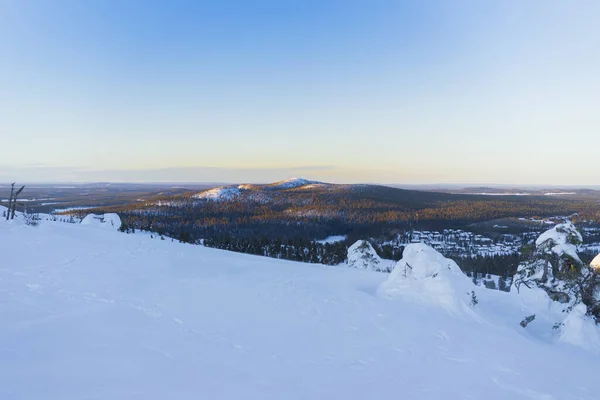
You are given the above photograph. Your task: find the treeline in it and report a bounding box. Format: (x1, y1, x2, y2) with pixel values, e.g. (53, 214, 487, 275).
(203, 236, 347, 265)
(452, 253, 521, 280)
(118, 220, 523, 280)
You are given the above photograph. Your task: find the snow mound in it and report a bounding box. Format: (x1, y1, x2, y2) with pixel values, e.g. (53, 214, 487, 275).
(591, 254, 600, 270)
(80, 213, 122, 230)
(193, 187, 241, 201)
(559, 304, 600, 352)
(535, 221, 582, 264)
(347, 240, 391, 272)
(378, 243, 477, 316)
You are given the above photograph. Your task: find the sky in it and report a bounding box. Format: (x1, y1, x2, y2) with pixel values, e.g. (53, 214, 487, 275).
(1, 0, 599, 185)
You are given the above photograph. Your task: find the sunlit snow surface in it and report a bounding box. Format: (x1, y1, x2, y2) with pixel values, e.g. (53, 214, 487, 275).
(1, 212, 599, 399)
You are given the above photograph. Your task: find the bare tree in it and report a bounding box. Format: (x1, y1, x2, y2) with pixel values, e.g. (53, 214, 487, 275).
(11, 185, 25, 220)
(5, 183, 25, 220)
(5, 183, 14, 221)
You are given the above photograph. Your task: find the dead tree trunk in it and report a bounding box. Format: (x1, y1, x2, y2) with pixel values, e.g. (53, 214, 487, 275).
(11, 185, 25, 220)
(6, 183, 15, 221)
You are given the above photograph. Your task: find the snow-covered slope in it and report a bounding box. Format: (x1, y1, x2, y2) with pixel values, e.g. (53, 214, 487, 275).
(193, 186, 242, 201)
(267, 178, 322, 190)
(80, 213, 122, 230)
(1, 218, 600, 399)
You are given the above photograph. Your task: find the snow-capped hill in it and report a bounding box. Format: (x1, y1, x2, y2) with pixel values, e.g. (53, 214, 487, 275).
(346, 240, 393, 272)
(81, 213, 122, 230)
(378, 243, 478, 316)
(267, 178, 323, 190)
(193, 186, 241, 201)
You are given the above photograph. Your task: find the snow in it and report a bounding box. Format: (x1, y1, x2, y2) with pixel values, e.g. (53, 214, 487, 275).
(52, 206, 96, 213)
(535, 221, 583, 263)
(193, 187, 241, 201)
(591, 254, 600, 270)
(80, 213, 122, 230)
(1, 220, 600, 399)
(391, 229, 523, 258)
(316, 235, 346, 244)
(544, 192, 576, 196)
(465, 192, 531, 196)
(269, 178, 320, 189)
(378, 244, 478, 316)
(559, 304, 600, 350)
(346, 240, 393, 272)
(237, 184, 255, 190)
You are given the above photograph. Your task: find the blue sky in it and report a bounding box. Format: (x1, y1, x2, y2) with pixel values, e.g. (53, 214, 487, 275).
(1, 0, 599, 184)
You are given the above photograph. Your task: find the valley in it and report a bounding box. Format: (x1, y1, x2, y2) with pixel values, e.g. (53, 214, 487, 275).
(7, 179, 600, 283)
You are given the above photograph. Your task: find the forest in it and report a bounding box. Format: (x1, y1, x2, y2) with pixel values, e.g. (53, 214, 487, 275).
(72, 183, 600, 281)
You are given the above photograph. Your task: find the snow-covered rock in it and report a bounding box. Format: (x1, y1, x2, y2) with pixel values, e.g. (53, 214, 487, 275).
(347, 240, 391, 272)
(535, 221, 583, 265)
(513, 221, 585, 298)
(378, 243, 478, 316)
(81, 213, 122, 230)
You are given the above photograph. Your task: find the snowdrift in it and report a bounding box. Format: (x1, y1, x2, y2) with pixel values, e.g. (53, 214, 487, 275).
(80, 213, 122, 230)
(559, 304, 600, 350)
(378, 243, 477, 316)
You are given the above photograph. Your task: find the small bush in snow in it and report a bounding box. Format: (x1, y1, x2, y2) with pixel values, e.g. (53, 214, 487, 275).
(24, 212, 40, 227)
(469, 291, 478, 307)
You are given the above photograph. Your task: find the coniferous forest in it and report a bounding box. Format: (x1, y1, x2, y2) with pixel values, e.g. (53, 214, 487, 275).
(72, 182, 600, 281)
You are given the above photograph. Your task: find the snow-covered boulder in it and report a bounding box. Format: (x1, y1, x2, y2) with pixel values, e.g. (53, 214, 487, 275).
(81, 213, 122, 230)
(347, 240, 391, 272)
(378, 243, 478, 316)
(535, 221, 583, 267)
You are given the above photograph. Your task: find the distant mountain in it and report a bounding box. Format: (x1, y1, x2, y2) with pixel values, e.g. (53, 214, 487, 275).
(183, 178, 467, 207)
